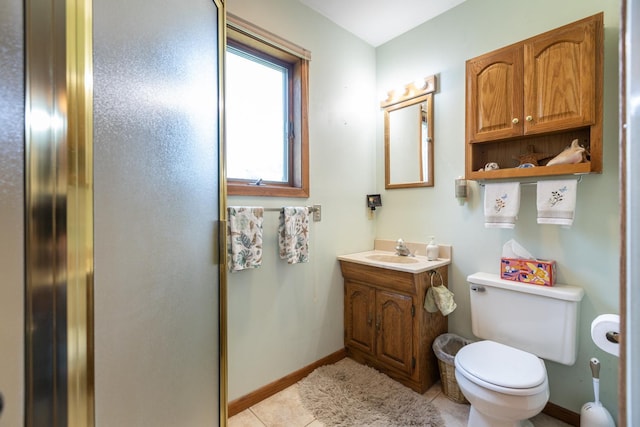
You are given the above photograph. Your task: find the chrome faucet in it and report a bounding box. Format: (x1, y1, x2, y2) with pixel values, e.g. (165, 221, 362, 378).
(395, 239, 412, 256)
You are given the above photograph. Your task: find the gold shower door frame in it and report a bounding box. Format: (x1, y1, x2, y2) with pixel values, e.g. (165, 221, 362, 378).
(25, 0, 94, 424)
(24, 0, 227, 425)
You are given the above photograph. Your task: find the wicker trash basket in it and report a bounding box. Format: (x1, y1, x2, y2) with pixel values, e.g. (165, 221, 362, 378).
(432, 333, 472, 404)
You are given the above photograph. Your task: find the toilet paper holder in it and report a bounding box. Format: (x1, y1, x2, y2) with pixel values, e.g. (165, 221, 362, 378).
(591, 314, 621, 356)
(605, 331, 620, 344)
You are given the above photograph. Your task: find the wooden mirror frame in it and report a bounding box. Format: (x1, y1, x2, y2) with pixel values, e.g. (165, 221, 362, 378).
(381, 75, 436, 189)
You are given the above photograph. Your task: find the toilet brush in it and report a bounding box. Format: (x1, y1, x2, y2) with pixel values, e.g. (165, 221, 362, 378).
(580, 358, 615, 427)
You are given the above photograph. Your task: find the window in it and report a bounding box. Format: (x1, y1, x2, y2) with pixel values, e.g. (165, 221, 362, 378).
(226, 14, 310, 197)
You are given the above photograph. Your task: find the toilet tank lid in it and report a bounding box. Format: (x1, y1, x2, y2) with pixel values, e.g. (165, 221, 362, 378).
(467, 272, 584, 301)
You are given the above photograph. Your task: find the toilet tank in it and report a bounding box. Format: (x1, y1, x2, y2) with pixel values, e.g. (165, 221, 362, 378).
(467, 272, 584, 365)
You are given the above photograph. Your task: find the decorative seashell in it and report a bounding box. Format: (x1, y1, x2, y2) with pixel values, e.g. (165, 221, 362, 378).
(484, 162, 499, 171)
(546, 139, 586, 166)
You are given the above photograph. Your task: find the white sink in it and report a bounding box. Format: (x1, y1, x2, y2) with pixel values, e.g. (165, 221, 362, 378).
(338, 250, 450, 273)
(365, 254, 419, 264)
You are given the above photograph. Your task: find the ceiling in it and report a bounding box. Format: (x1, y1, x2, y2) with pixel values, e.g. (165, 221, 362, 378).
(297, 0, 467, 47)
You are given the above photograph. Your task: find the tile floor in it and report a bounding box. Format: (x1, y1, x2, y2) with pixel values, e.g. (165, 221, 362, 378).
(228, 360, 573, 427)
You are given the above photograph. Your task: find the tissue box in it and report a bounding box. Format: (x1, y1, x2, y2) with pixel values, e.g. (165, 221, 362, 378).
(500, 258, 556, 286)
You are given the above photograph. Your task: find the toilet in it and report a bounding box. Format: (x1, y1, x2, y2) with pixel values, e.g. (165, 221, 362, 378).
(454, 272, 584, 427)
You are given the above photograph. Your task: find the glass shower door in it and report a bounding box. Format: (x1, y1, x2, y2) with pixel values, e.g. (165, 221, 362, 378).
(92, 0, 222, 425)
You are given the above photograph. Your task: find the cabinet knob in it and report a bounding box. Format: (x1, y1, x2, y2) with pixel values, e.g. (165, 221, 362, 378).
(526, 115, 533, 122)
(512, 118, 519, 124)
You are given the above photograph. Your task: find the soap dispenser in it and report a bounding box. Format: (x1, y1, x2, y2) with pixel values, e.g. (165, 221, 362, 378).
(426, 236, 439, 261)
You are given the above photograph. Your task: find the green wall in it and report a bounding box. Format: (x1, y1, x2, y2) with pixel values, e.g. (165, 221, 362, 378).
(376, 0, 621, 419)
(226, 0, 621, 421)
(226, 0, 378, 402)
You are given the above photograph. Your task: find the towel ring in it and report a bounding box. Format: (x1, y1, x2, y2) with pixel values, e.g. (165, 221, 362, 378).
(429, 270, 443, 288)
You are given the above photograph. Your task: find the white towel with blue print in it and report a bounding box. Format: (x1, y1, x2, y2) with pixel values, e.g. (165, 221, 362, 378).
(537, 179, 578, 227)
(484, 182, 521, 229)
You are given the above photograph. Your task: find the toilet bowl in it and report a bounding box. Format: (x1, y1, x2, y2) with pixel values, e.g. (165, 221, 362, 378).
(454, 340, 549, 427)
(458, 273, 584, 427)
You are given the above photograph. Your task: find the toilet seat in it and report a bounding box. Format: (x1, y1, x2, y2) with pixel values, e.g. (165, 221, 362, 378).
(455, 340, 547, 396)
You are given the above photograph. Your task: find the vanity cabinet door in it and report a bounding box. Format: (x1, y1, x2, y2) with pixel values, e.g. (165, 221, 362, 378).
(339, 260, 449, 393)
(375, 290, 413, 375)
(344, 281, 375, 354)
(523, 18, 597, 134)
(466, 45, 524, 143)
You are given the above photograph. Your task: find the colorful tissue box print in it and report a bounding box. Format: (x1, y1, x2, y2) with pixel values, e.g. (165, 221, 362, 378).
(500, 258, 556, 286)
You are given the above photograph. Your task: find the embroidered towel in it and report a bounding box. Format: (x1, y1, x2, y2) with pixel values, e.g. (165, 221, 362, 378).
(278, 207, 310, 264)
(484, 182, 521, 228)
(537, 179, 578, 226)
(227, 206, 264, 272)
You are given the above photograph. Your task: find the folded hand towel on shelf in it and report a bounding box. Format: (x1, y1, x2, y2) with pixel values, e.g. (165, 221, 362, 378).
(227, 206, 264, 272)
(279, 207, 310, 264)
(484, 182, 521, 229)
(537, 179, 578, 227)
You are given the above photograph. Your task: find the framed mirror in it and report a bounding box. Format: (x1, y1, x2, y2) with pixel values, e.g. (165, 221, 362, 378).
(381, 75, 436, 189)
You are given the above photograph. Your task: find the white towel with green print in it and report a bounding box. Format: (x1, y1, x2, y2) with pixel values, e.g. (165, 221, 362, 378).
(278, 207, 309, 264)
(227, 206, 264, 272)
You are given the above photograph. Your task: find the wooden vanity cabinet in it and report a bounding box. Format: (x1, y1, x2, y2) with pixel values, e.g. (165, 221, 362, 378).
(340, 261, 448, 393)
(465, 12, 603, 180)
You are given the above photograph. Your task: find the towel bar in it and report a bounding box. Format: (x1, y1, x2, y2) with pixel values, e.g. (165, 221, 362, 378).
(261, 205, 322, 221)
(263, 206, 319, 213)
(476, 175, 584, 187)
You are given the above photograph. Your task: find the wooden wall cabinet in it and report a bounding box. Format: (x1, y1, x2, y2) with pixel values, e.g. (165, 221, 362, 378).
(340, 261, 448, 393)
(465, 12, 603, 180)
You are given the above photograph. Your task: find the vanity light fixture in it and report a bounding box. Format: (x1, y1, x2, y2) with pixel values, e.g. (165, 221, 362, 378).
(413, 78, 427, 90)
(382, 75, 437, 106)
(392, 87, 406, 100)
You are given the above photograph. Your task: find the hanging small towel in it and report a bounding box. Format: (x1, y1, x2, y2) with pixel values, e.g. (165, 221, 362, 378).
(227, 206, 264, 272)
(424, 287, 439, 313)
(432, 285, 457, 316)
(484, 182, 521, 228)
(278, 207, 310, 264)
(423, 271, 456, 316)
(537, 179, 578, 227)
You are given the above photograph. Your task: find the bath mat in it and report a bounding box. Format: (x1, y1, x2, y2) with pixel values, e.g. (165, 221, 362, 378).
(298, 358, 445, 427)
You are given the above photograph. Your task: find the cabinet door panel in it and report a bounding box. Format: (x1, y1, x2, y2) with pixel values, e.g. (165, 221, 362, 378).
(376, 291, 413, 375)
(524, 19, 596, 134)
(466, 46, 524, 143)
(345, 282, 375, 354)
